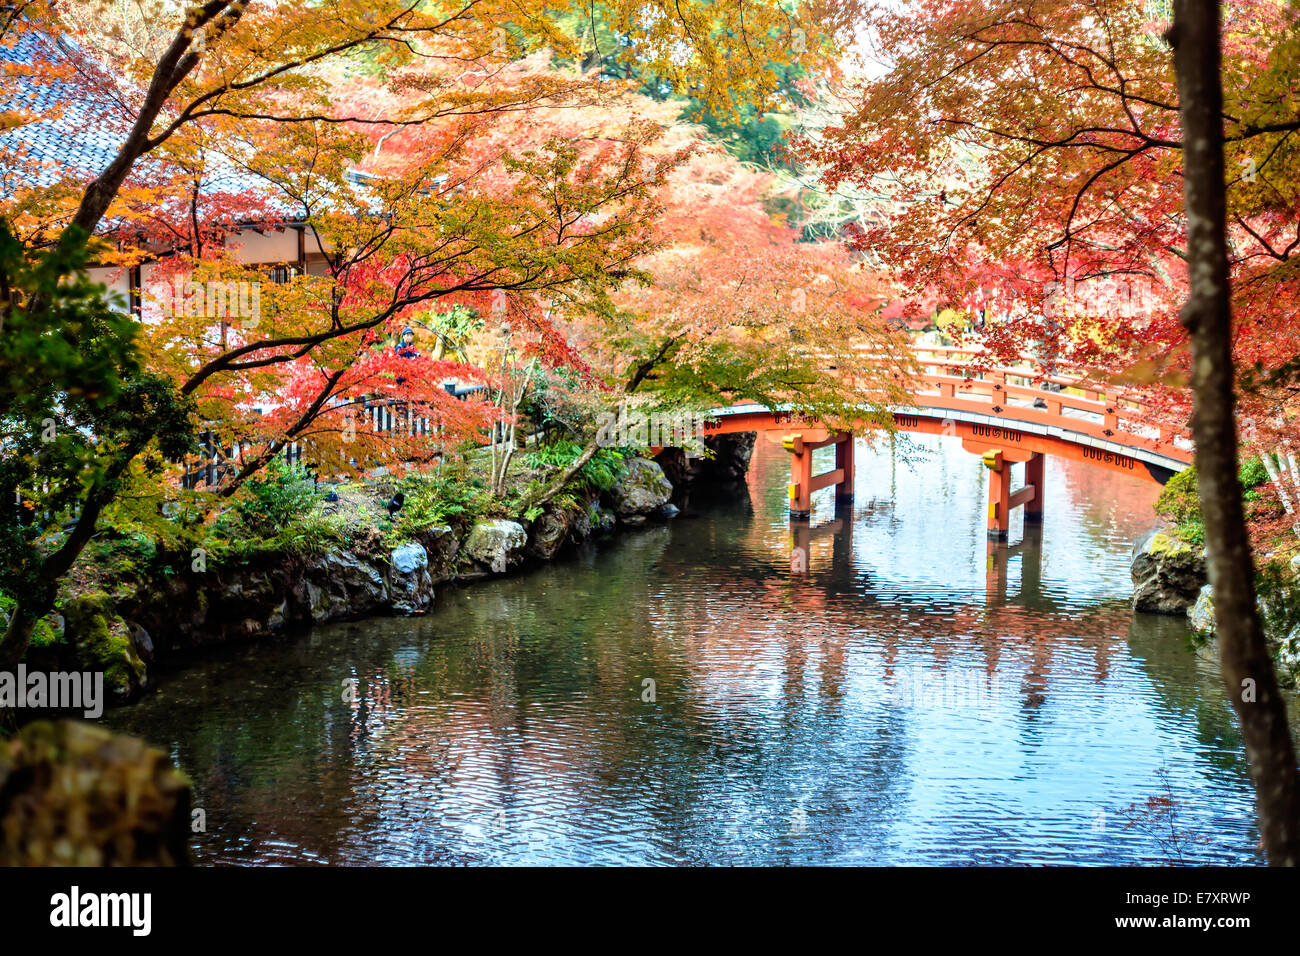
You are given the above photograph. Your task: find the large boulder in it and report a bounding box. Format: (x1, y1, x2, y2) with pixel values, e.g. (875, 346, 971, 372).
(301, 551, 389, 622)
(1131, 528, 1207, 615)
(388, 542, 434, 615)
(1186, 582, 1300, 688)
(527, 510, 572, 560)
(607, 458, 673, 518)
(463, 519, 528, 573)
(0, 720, 192, 865)
(62, 593, 148, 703)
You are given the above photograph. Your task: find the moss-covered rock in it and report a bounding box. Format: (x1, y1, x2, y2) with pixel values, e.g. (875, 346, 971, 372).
(0, 720, 192, 865)
(605, 460, 676, 520)
(1185, 581, 1300, 689)
(607, 458, 673, 518)
(1131, 527, 1207, 615)
(29, 612, 64, 649)
(1188, 583, 1216, 635)
(463, 519, 528, 574)
(62, 593, 147, 702)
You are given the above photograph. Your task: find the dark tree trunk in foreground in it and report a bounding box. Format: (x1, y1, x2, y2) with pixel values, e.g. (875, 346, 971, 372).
(1170, 0, 1300, 864)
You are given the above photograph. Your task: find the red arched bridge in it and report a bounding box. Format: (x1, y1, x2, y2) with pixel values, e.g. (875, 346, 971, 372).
(700, 347, 1192, 539)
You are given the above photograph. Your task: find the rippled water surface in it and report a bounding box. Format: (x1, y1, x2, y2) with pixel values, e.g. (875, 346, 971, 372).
(107, 435, 1286, 865)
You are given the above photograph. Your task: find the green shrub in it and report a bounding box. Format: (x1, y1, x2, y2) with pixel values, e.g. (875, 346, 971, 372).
(233, 459, 319, 536)
(1156, 461, 1272, 544)
(382, 465, 493, 546)
(523, 440, 627, 496)
(1240, 456, 1271, 501)
(1155, 466, 1201, 529)
(207, 505, 346, 562)
(264, 509, 347, 557)
(1177, 517, 1206, 547)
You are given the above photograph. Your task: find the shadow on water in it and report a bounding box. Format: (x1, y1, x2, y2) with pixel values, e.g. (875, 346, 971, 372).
(106, 434, 1290, 865)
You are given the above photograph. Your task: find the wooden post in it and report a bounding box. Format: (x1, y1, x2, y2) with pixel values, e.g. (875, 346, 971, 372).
(786, 436, 812, 521)
(835, 434, 855, 501)
(1103, 397, 1119, 433)
(1024, 453, 1045, 523)
(985, 450, 1009, 539)
(128, 264, 142, 317)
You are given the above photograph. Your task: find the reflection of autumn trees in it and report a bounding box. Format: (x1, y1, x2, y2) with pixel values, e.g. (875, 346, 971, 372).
(104, 436, 1284, 862)
(720, 441, 1286, 782)
(1053, 452, 1164, 540)
(103, 635, 413, 863)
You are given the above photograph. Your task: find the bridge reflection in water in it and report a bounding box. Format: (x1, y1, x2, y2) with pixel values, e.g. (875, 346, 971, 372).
(789, 499, 1042, 599)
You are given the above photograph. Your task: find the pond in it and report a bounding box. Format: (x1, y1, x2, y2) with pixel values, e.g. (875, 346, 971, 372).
(106, 434, 1278, 865)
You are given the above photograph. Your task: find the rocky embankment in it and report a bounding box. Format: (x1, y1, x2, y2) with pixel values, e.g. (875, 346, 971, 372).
(1182, 572, 1300, 689)
(21, 453, 709, 707)
(1131, 527, 1300, 688)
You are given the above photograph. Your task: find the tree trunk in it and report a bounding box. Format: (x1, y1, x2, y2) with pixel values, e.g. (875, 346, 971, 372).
(0, 603, 37, 672)
(0, 434, 147, 669)
(1171, 0, 1300, 864)
(523, 438, 602, 510)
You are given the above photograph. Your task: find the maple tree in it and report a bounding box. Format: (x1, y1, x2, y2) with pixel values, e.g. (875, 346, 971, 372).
(0, 0, 854, 666)
(798, 2, 1299, 390)
(570, 144, 914, 423)
(469, 97, 921, 506)
(321, 56, 917, 507)
(798, 0, 1300, 863)
(158, 66, 678, 484)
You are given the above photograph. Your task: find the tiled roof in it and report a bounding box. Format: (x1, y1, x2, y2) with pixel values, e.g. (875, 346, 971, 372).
(0, 29, 134, 188)
(0, 28, 295, 219)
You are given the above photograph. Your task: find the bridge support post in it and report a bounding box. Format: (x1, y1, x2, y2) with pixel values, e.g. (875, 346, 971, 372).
(985, 451, 1011, 540)
(984, 449, 1045, 540)
(781, 431, 851, 521)
(835, 434, 855, 501)
(1024, 453, 1045, 523)
(787, 439, 813, 522)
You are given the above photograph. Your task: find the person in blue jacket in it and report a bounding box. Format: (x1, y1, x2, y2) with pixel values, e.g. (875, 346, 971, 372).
(394, 326, 418, 358)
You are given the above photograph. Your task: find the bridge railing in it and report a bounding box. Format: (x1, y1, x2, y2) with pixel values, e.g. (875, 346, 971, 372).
(893, 345, 1192, 463)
